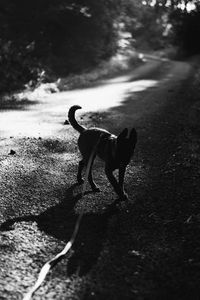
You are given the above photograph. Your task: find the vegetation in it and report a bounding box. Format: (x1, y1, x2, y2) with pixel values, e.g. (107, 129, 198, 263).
(0, 0, 200, 94)
(170, 4, 200, 55)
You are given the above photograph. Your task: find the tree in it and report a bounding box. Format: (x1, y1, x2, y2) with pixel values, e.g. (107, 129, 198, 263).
(120, 0, 170, 50)
(170, 5, 200, 55)
(0, 0, 122, 92)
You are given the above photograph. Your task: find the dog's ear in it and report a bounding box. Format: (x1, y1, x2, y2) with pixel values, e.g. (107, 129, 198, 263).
(117, 128, 128, 141)
(129, 128, 137, 145)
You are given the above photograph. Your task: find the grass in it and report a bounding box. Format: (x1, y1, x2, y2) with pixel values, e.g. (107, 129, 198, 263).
(57, 50, 142, 91)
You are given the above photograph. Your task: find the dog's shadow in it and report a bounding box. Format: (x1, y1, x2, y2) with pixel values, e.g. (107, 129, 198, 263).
(0, 183, 118, 276)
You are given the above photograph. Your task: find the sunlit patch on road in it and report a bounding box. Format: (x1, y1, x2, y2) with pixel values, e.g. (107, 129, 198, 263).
(51, 78, 158, 112)
(0, 80, 158, 138)
(0, 59, 160, 138)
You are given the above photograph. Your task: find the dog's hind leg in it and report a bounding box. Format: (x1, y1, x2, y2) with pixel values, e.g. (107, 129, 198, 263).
(119, 165, 128, 200)
(77, 159, 85, 184)
(88, 155, 100, 192)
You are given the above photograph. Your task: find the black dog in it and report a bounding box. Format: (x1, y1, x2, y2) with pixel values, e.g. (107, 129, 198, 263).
(68, 105, 137, 201)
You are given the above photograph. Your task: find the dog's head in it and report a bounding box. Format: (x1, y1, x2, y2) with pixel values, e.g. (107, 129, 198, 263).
(116, 128, 137, 165)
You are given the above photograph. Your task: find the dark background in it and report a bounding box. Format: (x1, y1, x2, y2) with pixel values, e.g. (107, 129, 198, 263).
(0, 0, 200, 93)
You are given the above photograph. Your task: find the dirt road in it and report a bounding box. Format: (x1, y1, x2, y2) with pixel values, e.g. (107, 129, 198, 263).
(0, 55, 200, 299)
(0, 56, 169, 138)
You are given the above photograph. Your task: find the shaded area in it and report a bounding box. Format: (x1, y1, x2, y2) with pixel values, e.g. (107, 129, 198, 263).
(1, 0, 200, 94)
(80, 60, 200, 299)
(0, 183, 117, 276)
(0, 1, 121, 93)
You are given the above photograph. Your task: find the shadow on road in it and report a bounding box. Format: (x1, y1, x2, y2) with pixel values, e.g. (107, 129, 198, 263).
(0, 183, 117, 276)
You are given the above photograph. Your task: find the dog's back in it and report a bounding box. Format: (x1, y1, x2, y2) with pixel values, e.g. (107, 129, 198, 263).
(68, 105, 137, 166)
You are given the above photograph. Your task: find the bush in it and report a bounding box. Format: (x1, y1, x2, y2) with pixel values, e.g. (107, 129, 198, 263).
(170, 8, 200, 56)
(0, 0, 121, 93)
(57, 50, 141, 91)
(0, 40, 43, 93)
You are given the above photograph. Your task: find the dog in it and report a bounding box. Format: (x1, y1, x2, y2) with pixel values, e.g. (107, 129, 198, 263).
(68, 105, 137, 201)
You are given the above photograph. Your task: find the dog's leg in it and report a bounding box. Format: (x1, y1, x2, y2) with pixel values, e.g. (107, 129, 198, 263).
(119, 166, 126, 187)
(77, 159, 85, 184)
(105, 165, 128, 200)
(88, 155, 100, 192)
(119, 165, 128, 199)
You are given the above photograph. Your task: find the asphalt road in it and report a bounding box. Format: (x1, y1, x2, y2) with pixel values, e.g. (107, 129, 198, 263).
(0, 54, 199, 299)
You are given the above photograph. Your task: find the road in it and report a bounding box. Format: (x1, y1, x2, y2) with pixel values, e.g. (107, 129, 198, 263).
(0, 54, 199, 300)
(0, 56, 176, 138)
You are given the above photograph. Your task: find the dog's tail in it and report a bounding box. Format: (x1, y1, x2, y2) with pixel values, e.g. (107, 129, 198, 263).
(68, 105, 86, 133)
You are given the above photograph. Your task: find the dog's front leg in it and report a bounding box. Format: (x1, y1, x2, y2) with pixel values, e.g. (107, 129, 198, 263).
(119, 165, 126, 188)
(119, 165, 128, 200)
(105, 165, 127, 200)
(119, 165, 126, 190)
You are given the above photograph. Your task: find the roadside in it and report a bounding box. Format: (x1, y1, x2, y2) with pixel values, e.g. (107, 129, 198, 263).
(0, 55, 200, 299)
